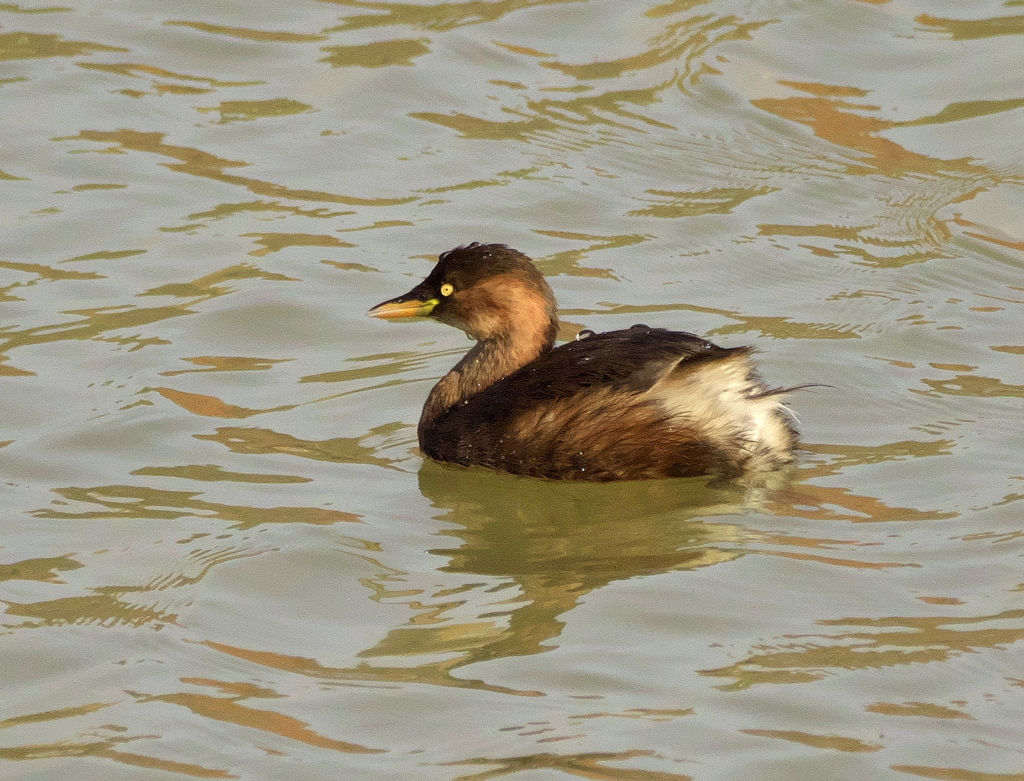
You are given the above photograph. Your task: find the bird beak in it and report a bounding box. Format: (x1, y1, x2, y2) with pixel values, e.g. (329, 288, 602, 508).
(367, 295, 439, 319)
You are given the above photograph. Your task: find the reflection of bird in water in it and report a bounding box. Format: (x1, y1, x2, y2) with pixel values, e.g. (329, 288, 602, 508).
(416, 460, 747, 664)
(326, 464, 750, 697)
(369, 242, 802, 481)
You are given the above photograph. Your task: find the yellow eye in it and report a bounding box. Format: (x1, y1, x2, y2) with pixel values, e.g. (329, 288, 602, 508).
(440, 283, 454, 297)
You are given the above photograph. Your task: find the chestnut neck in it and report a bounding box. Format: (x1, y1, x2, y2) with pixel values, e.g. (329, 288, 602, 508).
(419, 311, 557, 437)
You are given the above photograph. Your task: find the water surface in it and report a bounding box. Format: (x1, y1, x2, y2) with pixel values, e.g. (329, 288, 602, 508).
(1, 1, 1023, 779)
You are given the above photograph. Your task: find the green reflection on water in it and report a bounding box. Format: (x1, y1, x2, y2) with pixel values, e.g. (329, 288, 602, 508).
(0, 555, 83, 583)
(916, 12, 1024, 40)
(198, 98, 316, 124)
(325, 0, 586, 33)
(701, 608, 1024, 691)
(164, 20, 328, 43)
(33, 484, 361, 529)
(0, 32, 124, 60)
(321, 38, 431, 68)
(63, 129, 416, 207)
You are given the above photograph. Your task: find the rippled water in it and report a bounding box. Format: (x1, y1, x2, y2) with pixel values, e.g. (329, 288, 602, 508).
(2, 0, 1023, 779)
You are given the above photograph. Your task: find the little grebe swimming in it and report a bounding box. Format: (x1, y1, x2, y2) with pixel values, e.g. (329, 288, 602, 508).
(368, 243, 798, 481)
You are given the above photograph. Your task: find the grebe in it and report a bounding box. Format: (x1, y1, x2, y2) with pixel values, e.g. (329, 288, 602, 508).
(368, 243, 798, 481)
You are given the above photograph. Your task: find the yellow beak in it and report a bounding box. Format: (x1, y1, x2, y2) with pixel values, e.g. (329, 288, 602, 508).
(367, 298, 439, 319)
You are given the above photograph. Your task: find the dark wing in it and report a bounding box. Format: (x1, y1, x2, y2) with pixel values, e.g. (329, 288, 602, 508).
(492, 326, 729, 404)
(430, 326, 736, 433)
